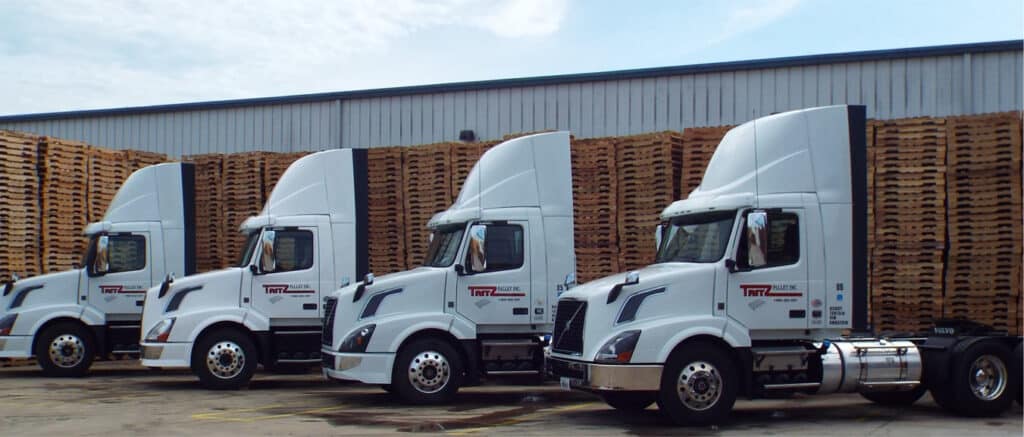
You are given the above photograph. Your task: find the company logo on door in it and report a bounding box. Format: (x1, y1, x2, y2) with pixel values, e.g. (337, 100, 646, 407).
(99, 285, 146, 294)
(263, 284, 315, 295)
(741, 284, 802, 298)
(469, 285, 525, 297)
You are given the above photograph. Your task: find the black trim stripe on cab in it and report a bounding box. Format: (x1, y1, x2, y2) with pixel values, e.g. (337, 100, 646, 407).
(180, 162, 197, 276)
(846, 104, 868, 332)
(351, 148, 369, 279)
(616, 287, 666, 324)
(8, 285, 43, 309)
(165, 285, 203, 313)
(360, 288, 403, 319)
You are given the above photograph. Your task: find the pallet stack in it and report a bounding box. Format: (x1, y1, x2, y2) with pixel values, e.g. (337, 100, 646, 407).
(262, 152, 309, 199)
(366, 147, 406, 275)
(943, 114, 1023, 334)
(571, 137, 619, 282)
(615, 132, 684, 271)
(679, 126, 733, 198)
(221, 152, 265, 267)
(402, 143, 452, 268)
(0, 131, 42, 281)
(185, 154, 227, 272)
(39, 137, 91, 272)
(449, 142, 485, 200)
(86, 148, 128, 223)
(123, 150, 168, 174)
(869, 118, 948, 333)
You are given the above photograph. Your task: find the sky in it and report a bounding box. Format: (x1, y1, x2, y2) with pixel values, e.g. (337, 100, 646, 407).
(0, 0, 1021, 116)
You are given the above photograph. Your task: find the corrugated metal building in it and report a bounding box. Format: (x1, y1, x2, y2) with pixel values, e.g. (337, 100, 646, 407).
(1, 40, 1020, 156)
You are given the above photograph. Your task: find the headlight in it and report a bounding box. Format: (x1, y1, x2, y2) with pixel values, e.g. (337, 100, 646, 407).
(595, 330, 641, 363)
(0, 313, 17, 336)
(145, 318, 175, 342)
(338, 324, 375, 353)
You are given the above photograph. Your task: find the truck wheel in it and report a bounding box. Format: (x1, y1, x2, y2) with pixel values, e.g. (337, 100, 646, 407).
(860, 386, 927, 406)
(602, 392, 655, 411)
(392, 338, 463, 404)
(35, 322, 95, 377)
(937, 340, 1015, 417)
(192, 328, 257, 390)
(656, 343, 737, 426)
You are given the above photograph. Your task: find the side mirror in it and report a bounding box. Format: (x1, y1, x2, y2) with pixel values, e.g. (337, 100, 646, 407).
(4, 273, 19, 296)
(654, 223, 665, 248)
(93, 235, 111, 275)
(563, 272, 577, 291)
(259, 230, 277, 273)
(340, 276, 351, 288)
(467, 224, 487, 273)
(725, 259, 737, 273)
(746, 211, 768, 268)
(364, 273, 375, 286)
(624, 271, 640, 285)
(454, 264, 466, 276)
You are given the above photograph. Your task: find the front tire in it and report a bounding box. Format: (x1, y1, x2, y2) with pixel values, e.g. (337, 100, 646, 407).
(860, 386, 927, 406)
(35, 322, 95, 377)
(602, 392, 656, 411)
(933, 340, 1015, 417)
(191, 328, 257, 390)
(391, 338, 464, 404)
(656, 342, 737, 426)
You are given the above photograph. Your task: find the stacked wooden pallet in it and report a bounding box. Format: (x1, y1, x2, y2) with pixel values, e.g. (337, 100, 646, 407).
(123, 150, 168, 174)
(943, 113, 1023, 334)
(0, 131, 42, 281)
(571, 137, 619, 282)
(221, 153, 265, 267)
(86, 148, 128, 223)
(450, 142, 486, 200)
(185, 154, 227, 272)
(39, 137, 91, 272)
(402, 143, 452, 268)
(869, 118, 948, 333)
(262, 152, 309, 199)
(679, 126, 732, 198)
(615, 132, 683, 271)
(367, 147, 406, 275)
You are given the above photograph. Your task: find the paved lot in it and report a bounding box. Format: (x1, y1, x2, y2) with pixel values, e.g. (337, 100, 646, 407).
(0, 360, 1020, 436)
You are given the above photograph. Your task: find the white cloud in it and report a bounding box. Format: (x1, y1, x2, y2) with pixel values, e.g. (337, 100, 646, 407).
(711, 0, 802, 44)
(0, 0, 570, 114)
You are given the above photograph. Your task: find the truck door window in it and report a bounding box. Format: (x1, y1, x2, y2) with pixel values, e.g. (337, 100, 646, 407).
(106, 235, 147, 273)
(737, 213, 800, 269)
(272, 230, 314, 272)
(477, 224, 524, 272)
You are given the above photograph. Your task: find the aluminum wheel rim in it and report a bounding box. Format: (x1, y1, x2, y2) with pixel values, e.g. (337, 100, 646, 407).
(49, 334, 85, 368)
(676, 360, 722, 411)
(206, 341, 246, 380)
(407, 350, 451, 394)
(969, 354, 1007, 401)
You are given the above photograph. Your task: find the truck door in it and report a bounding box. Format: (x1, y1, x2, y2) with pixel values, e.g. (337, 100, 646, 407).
(456, 221, 532, 325)
(727, 210, 809, 330)
(250, 227, 321, 321)
(86, 232, 151, 318)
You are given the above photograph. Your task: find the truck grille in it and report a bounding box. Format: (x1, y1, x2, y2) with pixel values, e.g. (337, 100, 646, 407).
(551, 300, 586, 355)
(322, 297, 338, 346)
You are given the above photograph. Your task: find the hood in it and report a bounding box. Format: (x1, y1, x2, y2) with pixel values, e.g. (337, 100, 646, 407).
(1, 269, 82, 314)
(142, 267, 244, 334)
(560, 263, 711, 304)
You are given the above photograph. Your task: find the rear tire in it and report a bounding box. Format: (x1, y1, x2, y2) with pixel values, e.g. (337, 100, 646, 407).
(391, 338, 463, 404)
(934, 340, 1014, 417)
(860, 386, 927, 406)
(35, 322, 95, 377)
(656, 342, 737, 426)
(602, 392, 656, 411)
(191, 328, 257, 390)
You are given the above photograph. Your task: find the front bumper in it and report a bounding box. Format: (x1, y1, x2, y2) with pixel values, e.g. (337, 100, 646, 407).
(0, 335, 32, 358)
(321, 348, 395, 384)
(548, 356, 663, 391)
(139, 341, 191, 368)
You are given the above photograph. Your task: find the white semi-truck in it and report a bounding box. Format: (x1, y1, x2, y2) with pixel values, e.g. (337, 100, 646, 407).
(140, 149, 369, 389)
(322, 131, 576, 403)
(548, 105, 1022, 425)
(0, 162, 197, 376)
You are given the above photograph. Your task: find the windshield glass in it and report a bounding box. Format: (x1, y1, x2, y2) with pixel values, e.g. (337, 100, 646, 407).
(655, 211, 736, 263)
(237, 230, 261, 267)
(423, 226, 465, 267)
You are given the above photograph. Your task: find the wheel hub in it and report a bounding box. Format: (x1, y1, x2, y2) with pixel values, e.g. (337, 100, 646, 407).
(207, 341, 246, 380)
(49, 334, 85, 368)
(407, 350, 450, 394)
(676, 360, 722, 411)
(968, 354, 1007, 401)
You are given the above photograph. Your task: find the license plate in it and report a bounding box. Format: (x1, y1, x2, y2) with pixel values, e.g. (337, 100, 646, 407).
(560, 377, 572, 391)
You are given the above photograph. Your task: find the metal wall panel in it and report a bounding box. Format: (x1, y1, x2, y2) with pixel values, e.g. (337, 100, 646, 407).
(1, 50, 1020, 155)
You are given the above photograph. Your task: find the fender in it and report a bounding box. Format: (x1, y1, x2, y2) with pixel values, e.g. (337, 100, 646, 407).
(21, 305, 90, 337)
(365, 312, 456, 353)
(172, 307, 256, 343)
(653, 316, 749, 363)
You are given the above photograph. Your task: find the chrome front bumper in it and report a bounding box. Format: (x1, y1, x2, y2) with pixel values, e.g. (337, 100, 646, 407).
(548, 356, 663, 391)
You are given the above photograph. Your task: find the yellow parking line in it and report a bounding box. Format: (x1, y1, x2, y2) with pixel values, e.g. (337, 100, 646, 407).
(192, 403, 348, 423)
(448, 402, 599, 435)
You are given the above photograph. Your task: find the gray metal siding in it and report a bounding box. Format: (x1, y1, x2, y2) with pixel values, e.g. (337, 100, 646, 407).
(1, 50, 1019, 155)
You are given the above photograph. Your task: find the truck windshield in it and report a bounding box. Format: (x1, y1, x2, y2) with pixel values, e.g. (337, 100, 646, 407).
(237, 230, 261, 267)
(655, 211, 735, 263)
(423, 226, 465, 267)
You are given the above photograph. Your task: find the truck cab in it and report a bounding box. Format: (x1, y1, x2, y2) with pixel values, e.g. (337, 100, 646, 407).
(0, 163, 196, 376)
(140, 149, 368, 389)
(322, 131, 575, 404)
